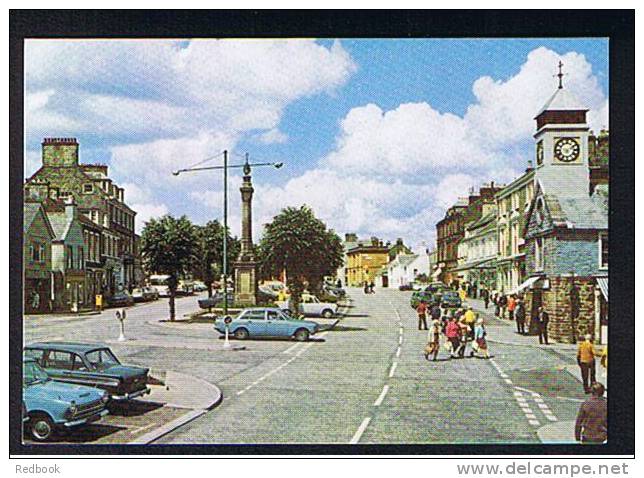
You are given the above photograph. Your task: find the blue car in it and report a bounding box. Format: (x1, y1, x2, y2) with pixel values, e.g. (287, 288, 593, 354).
(214, 307, 320, 341)
(24, 342, 150, 401)
(22, 357, 109, 441)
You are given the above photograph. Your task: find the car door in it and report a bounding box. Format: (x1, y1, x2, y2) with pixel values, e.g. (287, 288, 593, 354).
(266, 310, 291, 337)
(40, 349, 75, 383)
(301, 296, 316, 316)
(239, 310, 267, 336)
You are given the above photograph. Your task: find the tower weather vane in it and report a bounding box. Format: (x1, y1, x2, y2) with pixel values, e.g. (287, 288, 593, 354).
(555, 60, 566, 89)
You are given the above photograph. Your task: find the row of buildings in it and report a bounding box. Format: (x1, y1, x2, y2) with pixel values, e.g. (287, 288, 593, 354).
(433, 81, 609, 344)
(23, 138, 142, 313)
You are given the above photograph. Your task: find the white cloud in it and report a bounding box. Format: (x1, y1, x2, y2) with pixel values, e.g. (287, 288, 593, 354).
(257, 128, 288, 144)
(247, 47, 608, 247)
(132, 203, 170, 233)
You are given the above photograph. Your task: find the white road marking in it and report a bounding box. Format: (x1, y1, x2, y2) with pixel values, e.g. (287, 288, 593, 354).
(283, 343, 301, 354)
(374, 385, 390, 407)
(528, 419, 541, 426)
(350, 417, 372, 444)
(398, 336, 403, 345)
(504, 378, 513, 384)
(389, 362, 398, 378)
(236, 390, 245, 396)
(396, 347, 401, 358)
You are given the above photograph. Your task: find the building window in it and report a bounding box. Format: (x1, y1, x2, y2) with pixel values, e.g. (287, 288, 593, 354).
(535, 237, 544, 271)
(83, 184, 93, 194)
(59, 191, 71, 198)
(66, 246, 74, 269)
(599, 233, 608, 269)
(30, 243, 42, 262)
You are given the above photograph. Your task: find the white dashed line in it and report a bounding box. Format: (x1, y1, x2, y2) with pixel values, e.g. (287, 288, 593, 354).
(396, 347, 401, 358)
(350, 417, 372, 444)
(374, 385, 390, 407)
(389, 362, 398, 378)
(398, 335, 403, 345)
(283, 343, 301, 354)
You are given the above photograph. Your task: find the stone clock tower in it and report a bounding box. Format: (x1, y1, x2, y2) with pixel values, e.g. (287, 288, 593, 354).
(233, 159, 258, 306)
(533, 63, 591, 198)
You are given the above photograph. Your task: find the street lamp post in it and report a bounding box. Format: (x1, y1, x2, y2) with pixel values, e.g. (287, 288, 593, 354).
(173, 151, 283, 317)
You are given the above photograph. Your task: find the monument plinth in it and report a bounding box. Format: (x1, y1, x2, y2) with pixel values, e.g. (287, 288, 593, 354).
(233, 161, 258, 306)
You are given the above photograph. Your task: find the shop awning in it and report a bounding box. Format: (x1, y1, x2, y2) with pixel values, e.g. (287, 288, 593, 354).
(431, 267, 442, 279)
(511, 276, 540, 295)
(596, 277, 608, 301)
(452, 257, 496, 272)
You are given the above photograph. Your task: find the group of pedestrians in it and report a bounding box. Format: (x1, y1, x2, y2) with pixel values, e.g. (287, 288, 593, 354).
(363, 281, 375, 294)
(488, 291, 550, 344)
(420, 303, 490, 361)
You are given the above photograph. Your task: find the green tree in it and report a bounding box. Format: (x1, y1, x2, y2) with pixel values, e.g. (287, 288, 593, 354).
(140, 215, 199, 321)
(258, 206, 343, 314)
(194, 220, 240, 298)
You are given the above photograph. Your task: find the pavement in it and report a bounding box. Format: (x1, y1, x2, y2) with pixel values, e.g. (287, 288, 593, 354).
(23, 289, 595, 445)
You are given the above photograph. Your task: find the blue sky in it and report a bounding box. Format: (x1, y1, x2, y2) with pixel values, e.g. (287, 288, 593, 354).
(25, 38, 608, 247)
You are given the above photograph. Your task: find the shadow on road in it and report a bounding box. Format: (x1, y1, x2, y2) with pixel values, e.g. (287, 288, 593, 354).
(327, 325, 367, 332)
(108, 400, 165, 417)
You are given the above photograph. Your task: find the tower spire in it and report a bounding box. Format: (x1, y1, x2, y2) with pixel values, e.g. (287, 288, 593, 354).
(556, 60, 565, 89)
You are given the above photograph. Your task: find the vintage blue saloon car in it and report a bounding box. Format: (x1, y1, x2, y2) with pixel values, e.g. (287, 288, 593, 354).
(215, 307, 320, 341)
(24, 342, 150, 401)
(23, 357, 109, 441)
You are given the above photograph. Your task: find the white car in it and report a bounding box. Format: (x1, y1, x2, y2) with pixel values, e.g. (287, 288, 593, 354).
(277, 293, 338, 318)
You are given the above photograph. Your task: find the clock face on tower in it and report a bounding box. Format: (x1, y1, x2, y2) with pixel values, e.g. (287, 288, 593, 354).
(553, 137, 581, 163)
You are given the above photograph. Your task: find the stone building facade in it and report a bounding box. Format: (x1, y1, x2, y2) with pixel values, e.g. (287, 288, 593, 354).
(345, 238, 389, 287)
(24, 138, 139, 306)
(23, 202, 55, 313)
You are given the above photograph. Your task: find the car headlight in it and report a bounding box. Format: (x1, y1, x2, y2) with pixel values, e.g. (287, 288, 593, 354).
(69, 401, 78, 416)
(101, 393, 110, 404)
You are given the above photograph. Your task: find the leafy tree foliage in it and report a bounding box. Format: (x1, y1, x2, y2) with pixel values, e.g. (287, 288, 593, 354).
(193, 220, 240, 297)
(140, 215, 199, 321)
(258, 206, 343, 314)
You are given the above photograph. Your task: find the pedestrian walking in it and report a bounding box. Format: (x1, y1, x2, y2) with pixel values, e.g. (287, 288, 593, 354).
(498, 294, 507, 319)
(463, 306, 476, 340)
(369, 281, 375, 294)
(416, 300, 428, 331)
(363, 282, 369, 294)
(536, 307, 550, 344)
(472, 318, 490, 359)
(454, 319, 470, 358)
(482, 288, 490, 309)
(575, 382, 607, 444)
(424, 320, 442, 361)
(336, 278, 342, 288)
(430, 303, 442, 322)
(445, 316, 461, 358)
(514, 298, 526, 335)
(577, 334, 597, 394)
(507, 295, 516, 320)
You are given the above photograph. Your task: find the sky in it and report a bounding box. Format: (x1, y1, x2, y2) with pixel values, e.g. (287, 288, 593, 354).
(24, 38, 609, 250)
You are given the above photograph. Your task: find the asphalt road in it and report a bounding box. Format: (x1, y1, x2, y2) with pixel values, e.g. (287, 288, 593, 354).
(22, 289, 586, 445)
(157, 288, 585, 444)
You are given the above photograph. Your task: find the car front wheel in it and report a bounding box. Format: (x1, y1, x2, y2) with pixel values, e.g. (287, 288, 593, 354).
(294, 328, 310, 342)
(234, 328, 249, 340)
(29, 413, 55, 442)
(322, 309, 334, 319)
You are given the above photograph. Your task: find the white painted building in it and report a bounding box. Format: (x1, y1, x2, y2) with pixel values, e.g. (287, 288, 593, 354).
(387, 248, 431, 288)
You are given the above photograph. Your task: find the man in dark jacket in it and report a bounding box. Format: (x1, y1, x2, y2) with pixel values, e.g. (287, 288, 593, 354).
(430, 303, 442, 322)
(514, 299, 526, 335)
(536, 307, 549, 344)
(575, 382, 607, 444)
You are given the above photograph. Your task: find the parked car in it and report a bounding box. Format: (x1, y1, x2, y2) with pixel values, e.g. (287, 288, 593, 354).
(131, 286, 159, 302)
(177, 280, 195, 296)
(214, 307, 320, 341)
(193, 280, 208, 292)
(410, 290, 440, 309)
(22, 357, 109, 441)
(106, 291, 134, 308)
(276, 293, 338, 318)
(440, 290, 462, 309)
(323, 284, 346, 298)
(198, 292, 235, 310)
(24, 342, 150, 401)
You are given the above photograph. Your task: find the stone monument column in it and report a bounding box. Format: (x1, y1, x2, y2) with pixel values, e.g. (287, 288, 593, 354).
(233, 160, 258, 306)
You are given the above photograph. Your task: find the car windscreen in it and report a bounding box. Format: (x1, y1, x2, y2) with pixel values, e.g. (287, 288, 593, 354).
(23, 360, 50, 385)
(85, 349, 121, 370)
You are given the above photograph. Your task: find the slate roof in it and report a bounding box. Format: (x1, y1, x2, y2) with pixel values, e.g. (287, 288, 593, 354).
(535, 87, 588, 116)
(23, 203, 41, 234)
(543, 193, 607, 230)
(46, 211, 73, 241)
